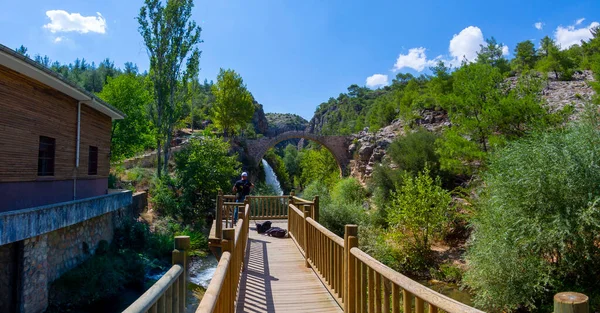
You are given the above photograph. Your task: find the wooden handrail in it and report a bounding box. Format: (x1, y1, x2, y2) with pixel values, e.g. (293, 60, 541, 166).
(349, 248, 484, 313)
(307, 217, 344, 247)
(197, 203, 250, 313)
(292, 196, 313, 203)
(123, 236, 189, 313)
(196, 252, 231, 312)
(123, 265, 183, 313)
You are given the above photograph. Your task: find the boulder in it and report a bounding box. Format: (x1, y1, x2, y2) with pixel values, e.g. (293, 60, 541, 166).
(358, 144, 374, 161)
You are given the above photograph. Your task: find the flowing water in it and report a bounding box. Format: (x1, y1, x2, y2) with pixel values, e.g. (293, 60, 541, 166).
(262, 158, 283, 195)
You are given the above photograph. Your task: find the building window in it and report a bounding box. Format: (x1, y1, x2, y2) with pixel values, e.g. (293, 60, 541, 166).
(38, 136, 55, 176)
(88, 146, 98, 175)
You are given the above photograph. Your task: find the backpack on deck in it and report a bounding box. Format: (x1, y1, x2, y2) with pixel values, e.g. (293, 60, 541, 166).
(265, 227, 287, 238)
(255, 221, 272, 234)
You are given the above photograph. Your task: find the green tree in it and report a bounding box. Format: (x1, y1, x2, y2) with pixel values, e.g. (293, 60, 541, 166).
(138, 0, 202, 176)
(464, 123, 600, 312)
(388, 169, 452, 257)
(387, 128, 441, 177)
(536, 36, 572, 80)
(299, 146, 339, 188)
(210, 68, 254, 136)
(153, 137, 240, 221)
(98, 74, 154, 161)
(476, 37, 510, 73)
(512, 40, 537, 72)
(283, 144, 302, 182)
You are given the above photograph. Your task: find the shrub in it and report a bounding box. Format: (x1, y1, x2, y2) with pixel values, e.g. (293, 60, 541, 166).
(331, 178, 366, 205)
(387, 169, 452, 264)
(301, 180, 331, 207)
(150, 137, 240, 222)
(49, 250, 145, 307)
(368, 164, 403, 227)
(464, 122, 600, 312)
(252, 181, 278, 196)
(388, 128, 440, 176)
(320, 201, 366, 237)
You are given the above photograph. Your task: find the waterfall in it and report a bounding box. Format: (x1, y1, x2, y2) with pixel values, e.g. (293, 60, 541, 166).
(262, 159, 283, 195)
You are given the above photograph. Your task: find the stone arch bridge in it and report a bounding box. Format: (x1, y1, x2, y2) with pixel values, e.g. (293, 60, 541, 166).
(246, 131, 352, 175)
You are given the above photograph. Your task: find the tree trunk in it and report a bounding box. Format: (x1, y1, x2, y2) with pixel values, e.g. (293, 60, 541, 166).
(156, 139, 162, 178)
(163, 130, 171, 174)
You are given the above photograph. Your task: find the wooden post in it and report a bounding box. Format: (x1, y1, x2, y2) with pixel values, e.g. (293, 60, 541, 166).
(223, 228, 236, 313)
(172, 236, 190, 313)
(221, 239, 232, 313)
(244, 198, 250, 219)
(303, 205, 312, 268)
(344, 224, 358, 312)
(216, 190, 223, 240)
(312, 196, 320, 222)
(287, 198, 293, 234)
(347, 235, 358, 313)
(554, 292, 589, 313)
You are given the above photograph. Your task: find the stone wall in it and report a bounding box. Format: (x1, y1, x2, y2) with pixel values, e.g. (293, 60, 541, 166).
(21, 235, 48, 313)
(46, 213, 113, 282)
(0, 190, 142, 313)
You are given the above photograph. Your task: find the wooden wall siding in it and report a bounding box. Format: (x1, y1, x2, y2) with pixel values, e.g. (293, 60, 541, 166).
(0, 65, 110, 183)
(79, 105, 111, 178)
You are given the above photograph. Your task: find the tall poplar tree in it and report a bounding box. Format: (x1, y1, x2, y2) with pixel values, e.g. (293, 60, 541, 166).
(138, 0, 202, 176)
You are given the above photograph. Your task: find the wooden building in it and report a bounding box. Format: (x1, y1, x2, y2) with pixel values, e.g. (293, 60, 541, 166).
(0, 44, 125, 212)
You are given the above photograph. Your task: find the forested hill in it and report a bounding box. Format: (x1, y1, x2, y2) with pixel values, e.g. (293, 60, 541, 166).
(307, 34, 600, 136)
(265, 113, 308, 135)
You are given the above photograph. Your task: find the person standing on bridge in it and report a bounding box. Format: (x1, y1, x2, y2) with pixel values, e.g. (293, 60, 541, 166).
(232, 172, 253, 223)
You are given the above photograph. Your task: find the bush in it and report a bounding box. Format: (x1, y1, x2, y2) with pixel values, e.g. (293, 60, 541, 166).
(301, 180, 331, 207)
(252, 181, 278, 196)
(320, 201, 366, 237)
(151, 137, 240, 222)
(369, 164, 403, 227)
(387, 169, 452, 266)
(388, 128, 440, 176)
(331, 178, 366, 205)
(464, 122, 600, 312)
(49, 250, 145, 307)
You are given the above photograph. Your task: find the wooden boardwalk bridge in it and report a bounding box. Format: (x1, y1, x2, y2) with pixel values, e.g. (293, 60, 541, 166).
(123, 193, 489, 313)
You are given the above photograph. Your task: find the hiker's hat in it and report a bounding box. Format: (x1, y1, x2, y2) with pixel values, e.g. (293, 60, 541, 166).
(241, 172, 248, 177)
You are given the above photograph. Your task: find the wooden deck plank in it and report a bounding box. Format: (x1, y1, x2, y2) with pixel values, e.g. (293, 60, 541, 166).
(236, 221, 343, 313)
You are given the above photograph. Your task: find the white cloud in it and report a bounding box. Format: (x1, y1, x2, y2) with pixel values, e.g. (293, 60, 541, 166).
(554, 21, 600, 49)
(448, 26, 485, 66)
(576, 18, 585, 25)
(534, 22, 544, 30)
(43, 10, 106, 34)
(53, 36, 65, 43)
(388, 25, 509, 74)
(393, 47, 440, 72)
(365, 74, 389, 89)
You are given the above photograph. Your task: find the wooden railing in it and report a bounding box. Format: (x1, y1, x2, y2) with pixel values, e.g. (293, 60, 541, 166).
(246, 195, 289, 219)
(288, 196, 484, 313)
(123, 236, 190, 313)
(196, 202, 250, 312)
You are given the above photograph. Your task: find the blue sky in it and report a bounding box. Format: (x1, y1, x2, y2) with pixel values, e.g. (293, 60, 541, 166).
(0, 1, 599, 119)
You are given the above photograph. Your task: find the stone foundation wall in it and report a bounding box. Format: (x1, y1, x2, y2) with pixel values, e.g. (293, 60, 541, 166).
(21, 235, 48, 313)
(0, 190, 141, 313)
(46, 213, 113, 283)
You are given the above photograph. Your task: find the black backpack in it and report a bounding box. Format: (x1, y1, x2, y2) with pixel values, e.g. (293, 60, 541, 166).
(266, 227, 287, 238)
(255, 221, 272, 234)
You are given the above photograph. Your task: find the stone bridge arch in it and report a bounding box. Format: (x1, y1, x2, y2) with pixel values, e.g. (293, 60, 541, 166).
(246, 131, 351, 176)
